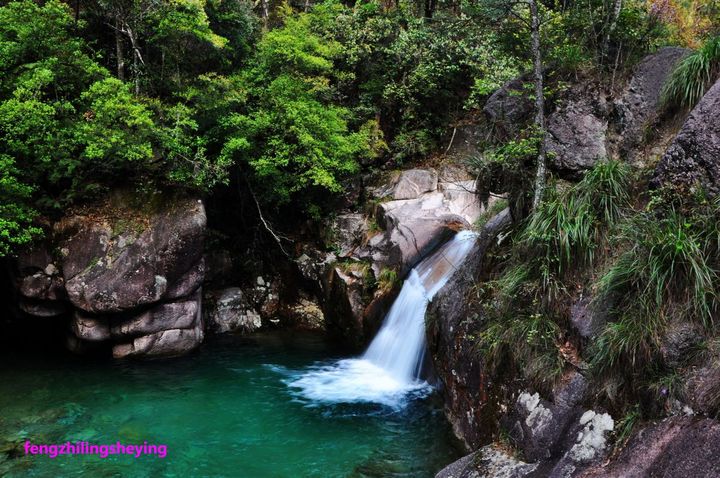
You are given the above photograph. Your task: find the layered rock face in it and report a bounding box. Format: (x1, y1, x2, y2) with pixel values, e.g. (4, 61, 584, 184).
(304, 167, 497, 349)
(15, 197, 207, 358)
(652, 77, 720, 194)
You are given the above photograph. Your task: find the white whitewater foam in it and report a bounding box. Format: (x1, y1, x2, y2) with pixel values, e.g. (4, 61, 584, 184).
(287, 230, 478, 408)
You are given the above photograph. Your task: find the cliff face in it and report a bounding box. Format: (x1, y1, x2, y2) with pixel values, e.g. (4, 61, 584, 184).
(431, 53, 720, 477)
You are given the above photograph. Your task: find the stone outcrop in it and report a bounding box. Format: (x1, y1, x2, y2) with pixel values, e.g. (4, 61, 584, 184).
(14, 196, 207, 358)
(359, 168, 491, 277)
(615, 47, 690, 154)
(652, 78, 720, 195)
(580, 417, 720, 477)
(203, 288, 261, 335)
(426, 209, 512, 449)
(546, 84, 609, 175)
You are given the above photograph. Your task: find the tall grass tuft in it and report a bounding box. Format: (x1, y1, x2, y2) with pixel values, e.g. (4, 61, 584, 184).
(477, 160, 630, 388)
(590, 197, 720, 382)
(662, 36, 720, 110)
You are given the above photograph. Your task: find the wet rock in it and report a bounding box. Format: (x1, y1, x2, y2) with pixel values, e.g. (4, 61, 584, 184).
(392, 169, 439, 200)
(204, 288, 261, 335)
(435, 445, 538, 478)
(324, 267, 368, 349)
(484, 77, 534, 136)
(615, 47, 691, 153)
(59, 198, 206, 314)
(579, 416, 720, 477)
(652, 78, 720, 195)
(546, 85, 608, 175)
(427, 209, 513, 449)
(112, 325, 203, 358)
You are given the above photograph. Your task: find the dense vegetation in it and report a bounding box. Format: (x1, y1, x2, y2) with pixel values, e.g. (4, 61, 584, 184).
(4, 0, 713, 255)
(1, 0, 720, 460)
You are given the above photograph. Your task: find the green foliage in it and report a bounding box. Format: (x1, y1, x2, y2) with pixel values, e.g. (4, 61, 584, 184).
(219, 4, 378, 208)
(478, 311, 565, 389)
(0, 155, 42, 256)
(477, 161, 630, 388)
(662, 35, 720, 110)
(377, 268, 399, 293)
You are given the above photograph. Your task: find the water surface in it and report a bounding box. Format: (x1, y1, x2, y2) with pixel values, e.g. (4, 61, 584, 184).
(0, 332, 460, 477)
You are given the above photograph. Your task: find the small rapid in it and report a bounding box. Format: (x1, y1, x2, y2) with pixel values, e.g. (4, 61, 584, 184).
(287, 230, 478, 409)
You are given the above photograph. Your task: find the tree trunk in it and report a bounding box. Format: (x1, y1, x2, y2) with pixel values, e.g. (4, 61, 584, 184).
(602, 0, 623, 63)
(529, 0, 547, 210)
(115, 19, 126, 81)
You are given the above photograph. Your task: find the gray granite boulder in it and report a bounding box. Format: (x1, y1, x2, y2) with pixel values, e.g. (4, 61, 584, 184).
(58, 198, 206, 314)
(615, 47, 691, 153)
(546, 85, 609, 175)
(652, 78, 720, 195)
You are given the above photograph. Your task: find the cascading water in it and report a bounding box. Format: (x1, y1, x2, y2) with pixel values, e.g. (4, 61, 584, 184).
(287, 230, 478, 408)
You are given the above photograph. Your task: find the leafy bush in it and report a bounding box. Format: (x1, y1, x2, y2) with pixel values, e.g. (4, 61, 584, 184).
(662, 35, 720, 109)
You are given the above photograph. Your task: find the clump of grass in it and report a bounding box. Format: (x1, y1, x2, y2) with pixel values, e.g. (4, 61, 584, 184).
(590, 196, 720, 391)
(476, 160, 630, 389)
(376, 267, 399, 294)
(478, 311, 565, 390)
(509, 159, 630, 301)
(662, 35, 720, 110)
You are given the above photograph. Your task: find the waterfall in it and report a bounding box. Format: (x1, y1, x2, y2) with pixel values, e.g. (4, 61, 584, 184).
(287, 230, 477, 408)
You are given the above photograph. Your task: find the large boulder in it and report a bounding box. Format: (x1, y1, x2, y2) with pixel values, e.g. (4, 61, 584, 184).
(58, 198, 206, 314)
(546, 85, 609, 175)
(14, 196, 208, 359)
(392, 169, 439, 200)
(483, 77, 534, 136)
(615, 47, 691, 153)
(426, 209, 512, 450)
(580, 417, 720, 477)
(652, 78, 720, 195)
